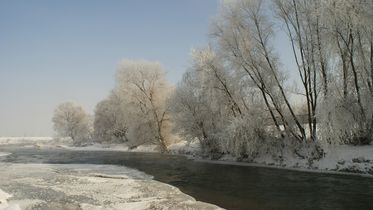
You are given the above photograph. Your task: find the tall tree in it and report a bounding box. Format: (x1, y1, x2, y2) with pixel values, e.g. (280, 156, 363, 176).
(115, 60, 173, 152)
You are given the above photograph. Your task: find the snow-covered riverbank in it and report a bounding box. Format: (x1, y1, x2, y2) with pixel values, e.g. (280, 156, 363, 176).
(0, 162, 222, 210)
(169, 141, 373, 177)
(0, 137, 158, 153)
(2, 136, 373, 178)
(60, 144, 158, 153)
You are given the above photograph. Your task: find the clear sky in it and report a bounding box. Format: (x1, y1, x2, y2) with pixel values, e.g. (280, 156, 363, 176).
(0, 0, 219, 136)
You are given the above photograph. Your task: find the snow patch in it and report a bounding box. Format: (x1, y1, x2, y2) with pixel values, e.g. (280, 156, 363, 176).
(168, 140, 201, 156)
(61, 143, 159, 153)
(0, 189, 11, 205)
(0, 153, 10, 157)
(0, 189, 20, 210)
(0, 163, 222, 209)
(0, 137, 53, 144)
(169, 140, 373, 176)
(130, 144, 158, 153)
(60, 143, 129, 152)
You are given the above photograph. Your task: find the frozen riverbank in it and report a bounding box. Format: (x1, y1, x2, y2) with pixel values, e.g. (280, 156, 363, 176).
(0, 162, 222, 210)
(0, 137, 158, 153)
(169, 141, 373, 176)
(2, 136, 373, 177)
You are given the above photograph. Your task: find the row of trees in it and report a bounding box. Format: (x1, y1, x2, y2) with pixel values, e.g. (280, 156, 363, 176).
(171, 0, 373, 159)
(52, 61, 175, 151)
(53, 0, 373, 161)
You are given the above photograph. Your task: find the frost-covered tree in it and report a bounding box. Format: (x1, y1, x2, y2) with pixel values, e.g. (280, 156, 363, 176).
(316, 0, 373, 145)
(115, 60, 174, 152)
(211, 0, 307, 144)
(210, 0, 373, 147)
(274, 0, 328, 142)
(93, 92, 128, 143)
(170, 66, 222, 154)
(192, 47, 245, 118)
(171, 47, 275, 158)
(93, 0, 373, 161)
(52, 102, 92, 145)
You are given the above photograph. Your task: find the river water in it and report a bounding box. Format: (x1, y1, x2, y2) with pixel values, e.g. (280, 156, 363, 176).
(1, 146, 373, 210)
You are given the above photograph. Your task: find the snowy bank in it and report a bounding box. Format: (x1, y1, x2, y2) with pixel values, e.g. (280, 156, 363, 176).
(0, 137, 67, 149)
(0, 136, 160, 153)
(168, 141, 201, 156)
(0, 163, 222, 210)
(169, 140, 373, 176)
(0, 137, 53, 144)
(61, 143, 159, 153)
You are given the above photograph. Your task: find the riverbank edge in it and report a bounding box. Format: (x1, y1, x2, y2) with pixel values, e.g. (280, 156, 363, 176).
(2, 138, 373, 179)
(191, 157, 373, 178)
(167, 141, 373, 178)
(168, 150, 373, 178)
(40, 144, 373, 178)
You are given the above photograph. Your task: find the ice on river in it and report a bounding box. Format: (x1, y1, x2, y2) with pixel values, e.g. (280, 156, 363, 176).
(0, 153, 11, 157)
(0, 189, 20, 210)
(0, 163, 222, 210)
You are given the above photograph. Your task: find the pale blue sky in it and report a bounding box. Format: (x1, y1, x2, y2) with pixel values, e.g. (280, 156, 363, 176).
(0, 0, 296, 137)
(0, 0, 219, 136)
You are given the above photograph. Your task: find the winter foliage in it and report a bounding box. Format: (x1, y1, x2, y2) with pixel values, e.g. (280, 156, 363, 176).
(93, 60, 175, 152)
(93, 93, 128, 143)
(170, 0, 373, 160)
(52, 102, 92, 145)
(52, 0, 373, 161)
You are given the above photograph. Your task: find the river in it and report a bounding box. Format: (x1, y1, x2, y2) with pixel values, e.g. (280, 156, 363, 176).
(1, 146, 373, 210)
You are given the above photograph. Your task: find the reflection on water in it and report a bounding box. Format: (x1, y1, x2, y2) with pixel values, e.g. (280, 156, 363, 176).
(1, 146, 373, 210)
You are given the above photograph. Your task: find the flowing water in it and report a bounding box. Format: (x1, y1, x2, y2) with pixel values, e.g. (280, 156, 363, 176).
(1, 146, 373, 210)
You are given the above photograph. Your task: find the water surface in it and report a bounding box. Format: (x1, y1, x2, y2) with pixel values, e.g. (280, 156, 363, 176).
(1, 146, 373, 210)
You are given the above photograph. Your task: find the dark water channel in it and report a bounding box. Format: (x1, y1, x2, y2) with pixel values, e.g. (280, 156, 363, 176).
(1, 146, 373, 210)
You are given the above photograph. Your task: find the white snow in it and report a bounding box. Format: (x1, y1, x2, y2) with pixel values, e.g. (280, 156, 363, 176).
(130, 144, 158, 153)
(0, 137, 159, 153)
(0, 137, 221, 209)
(169, 140, 373, 176)
(27, 137, 367, 177)
(168, 140, 201, 156)
(0, 137, 53, 144)
(61, 143, 158, 153)
(0, 189, 12, 206)
(315, 145, 373, 172)
(3, 136, 373, 176)
(59, 143, 130, 152)
(0, 153, 10, 157)
(0, 137, 65, 150)
(0, 163, 222, 209)
(0, 189, 21, 210)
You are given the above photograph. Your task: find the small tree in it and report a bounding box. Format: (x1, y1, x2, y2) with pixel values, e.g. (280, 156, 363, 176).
(52, 102, 92, 145)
